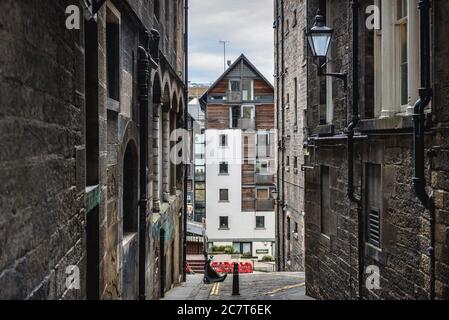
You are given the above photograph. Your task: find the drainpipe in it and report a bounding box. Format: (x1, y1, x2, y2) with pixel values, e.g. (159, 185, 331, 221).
(182, 0, 189, 283)
(413, 0, 434, 300)
(275, 0, 281, 272)
(345, 0, 363, 300)
(138, 31, 151, 301)
(280, 0, 286, 271)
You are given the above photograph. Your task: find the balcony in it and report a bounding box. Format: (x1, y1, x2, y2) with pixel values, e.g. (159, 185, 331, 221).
(256, 199, 274, 211)
(255, 173, 274, 185)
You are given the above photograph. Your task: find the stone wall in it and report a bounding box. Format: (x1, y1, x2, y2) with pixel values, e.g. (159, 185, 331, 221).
(0, 0, 86, 299)
(0, 0, 186, 300)
(303, 0, 449, 300)
(274, 0, 307, 272)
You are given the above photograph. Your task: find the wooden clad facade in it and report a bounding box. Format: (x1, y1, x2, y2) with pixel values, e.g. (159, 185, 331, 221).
(207, 104, 229, 129)
(242, 161, 256, 185)
(255, 104, 275, 129)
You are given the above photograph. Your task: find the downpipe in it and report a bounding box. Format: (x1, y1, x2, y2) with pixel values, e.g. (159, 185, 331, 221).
(182, 0, 189, 283)
(346, 0, 363, 300)
(137, 32, 151, 301)
(413, 0, 435, 300)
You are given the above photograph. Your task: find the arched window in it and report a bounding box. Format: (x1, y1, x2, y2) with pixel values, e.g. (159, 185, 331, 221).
(123, 141, 138, 234)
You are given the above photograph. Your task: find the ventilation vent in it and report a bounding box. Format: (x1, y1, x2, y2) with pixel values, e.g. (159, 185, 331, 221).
(368, 208, 381, 248)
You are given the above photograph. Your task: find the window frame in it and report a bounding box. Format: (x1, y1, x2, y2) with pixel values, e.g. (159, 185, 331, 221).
(219, 188, 229, 202)
(219, 134, 228, 148)
(219, 161, 229, 175)
(256, 216, 265, 229)
(219, 216, 229, 229)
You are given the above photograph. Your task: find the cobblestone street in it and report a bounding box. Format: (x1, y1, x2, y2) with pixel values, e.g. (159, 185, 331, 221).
(163, 272, 313, 300)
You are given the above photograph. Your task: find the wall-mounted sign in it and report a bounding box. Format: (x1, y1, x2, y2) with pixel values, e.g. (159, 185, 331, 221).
(256, 249, 269, 254)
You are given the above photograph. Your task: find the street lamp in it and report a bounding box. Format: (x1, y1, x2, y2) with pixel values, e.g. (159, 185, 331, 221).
(307, 11, 333, 58)
(271, 188, 279, 201)
(307, 10, 347, 91)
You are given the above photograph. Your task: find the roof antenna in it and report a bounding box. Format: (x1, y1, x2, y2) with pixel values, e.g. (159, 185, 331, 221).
(219, 40, 230, 71)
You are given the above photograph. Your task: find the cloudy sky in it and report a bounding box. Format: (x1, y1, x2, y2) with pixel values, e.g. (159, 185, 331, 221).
(189, 0, 274, 84)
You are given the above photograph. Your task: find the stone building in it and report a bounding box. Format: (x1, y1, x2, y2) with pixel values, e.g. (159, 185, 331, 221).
(299, 0, 449, 299)
(0, 0, 187, 300)
(273, 0, 307, 272)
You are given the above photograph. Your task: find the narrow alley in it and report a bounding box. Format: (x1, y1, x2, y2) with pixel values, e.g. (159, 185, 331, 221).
(163, 272, 312, 300)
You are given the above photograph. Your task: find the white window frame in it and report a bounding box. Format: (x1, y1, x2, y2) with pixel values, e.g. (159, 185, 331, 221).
(379, 0, 419, 118)
(242, 79, 254, 101)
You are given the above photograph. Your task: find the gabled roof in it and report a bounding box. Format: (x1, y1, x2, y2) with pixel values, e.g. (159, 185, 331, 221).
(200, 54, 274, 103)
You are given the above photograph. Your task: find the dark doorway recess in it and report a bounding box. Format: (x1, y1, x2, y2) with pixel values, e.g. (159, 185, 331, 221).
(123, 141, 139, 234)
(160, 229, 166, 298)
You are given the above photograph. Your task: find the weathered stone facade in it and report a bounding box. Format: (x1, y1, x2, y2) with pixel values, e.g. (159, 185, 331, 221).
(0, 0, 186, 300)
(274, 0, 307, 272)
(301, 0, 449, 300)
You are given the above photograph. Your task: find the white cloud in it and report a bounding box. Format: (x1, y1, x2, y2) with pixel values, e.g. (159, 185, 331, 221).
(189, 0, 274, 84)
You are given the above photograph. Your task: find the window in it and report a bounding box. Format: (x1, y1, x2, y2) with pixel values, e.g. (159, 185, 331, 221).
(376, 0, 419, 117)
(294, 222, 298, 234)
(256, 160, 269, 174)
(320, 166, 332, 236)
(285, 93, 290, 109)
(195, 182, 205, 203)
(257, 132, 270, 158)
(219, 189, 229, 201)
(242, 79, 254, 101)
(366, 163, 382, 248)
(219, 162, 228, 175)
(241, 105, 255, 129)
(219, 134, 228, 147)
(395, 0, 408, 107)
(293, 10, 297, 27)
(294, 78, 298, 126)
(229, 79, 241, 101)
(106, 5, 120, 102)
(256, 216, 265, 229)
(233, 242, 252, 254)
(230, 80, 241, 92)
(230, 106, 240, 128)
(286, 156, 290, 171)
(286, 216, 291, 241)
(294, 156, 298, 173)
(219, 216, 229, 229)
(319, 0, 333, 124)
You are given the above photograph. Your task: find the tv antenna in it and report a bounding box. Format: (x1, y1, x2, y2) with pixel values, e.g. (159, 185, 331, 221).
(219, 40, 230, 71)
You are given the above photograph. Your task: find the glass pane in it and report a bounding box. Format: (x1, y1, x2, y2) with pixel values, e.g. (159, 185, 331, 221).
(230, 80, 240, 92)
(242, 106, 253, 119)
(195, 189, 205, 202)
(396, 0, 407, 20)
(233, 243, 241, 254)
(242, 243, 251, 254)
(401, 23, 408, 105)
(312, 34, 332, 57)
(242, 79, 253, 100)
